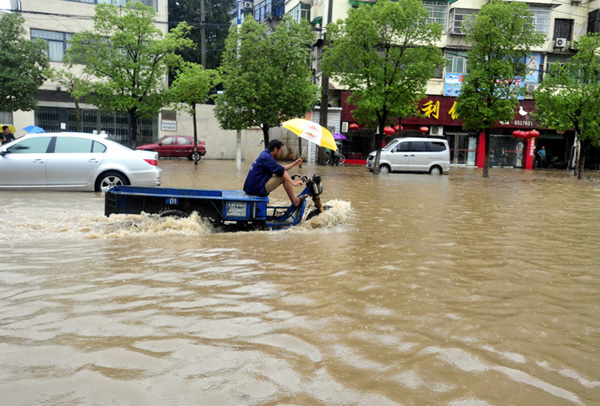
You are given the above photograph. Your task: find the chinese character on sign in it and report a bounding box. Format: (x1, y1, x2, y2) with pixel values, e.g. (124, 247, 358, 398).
(422, 100, 440, 119)
(448, 101, 458, 120)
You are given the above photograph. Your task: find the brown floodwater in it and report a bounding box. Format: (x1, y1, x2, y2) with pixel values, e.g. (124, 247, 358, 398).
(0, 161, 599, 405)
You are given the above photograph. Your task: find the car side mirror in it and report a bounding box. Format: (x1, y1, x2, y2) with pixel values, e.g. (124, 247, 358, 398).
(0, 148, 8, 156)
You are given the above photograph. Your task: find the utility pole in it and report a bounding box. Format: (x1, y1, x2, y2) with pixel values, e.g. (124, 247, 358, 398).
(235, 0, 242, 170)
(317, 0, 334, 165)
(200, 0, 206, 68)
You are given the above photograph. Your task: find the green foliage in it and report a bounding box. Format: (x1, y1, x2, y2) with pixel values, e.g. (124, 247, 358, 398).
(321, 0, 444, 133)
(64, 2, 194, 145)
(169, 62, 221, 116)
(168, 0, 234, 69)
(0, 13, 50, 112)
(215, 16, 318, 144)
(456, 0, 544, 131)
(534, 33, 600, 178)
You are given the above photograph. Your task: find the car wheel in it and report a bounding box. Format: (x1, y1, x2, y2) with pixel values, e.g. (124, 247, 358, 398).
(429, 166, 443, 175)
(160, 210, 188, 218)
(379, 164, 391, 174)
(96, 171, 129, 192)
(188, 152, 202, 161)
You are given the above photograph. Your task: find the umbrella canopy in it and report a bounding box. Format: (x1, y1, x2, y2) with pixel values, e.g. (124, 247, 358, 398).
(282, 118, 337, 151)
(333, 133, 347, 140)
(23, 125, 45, 134)
(0, 124, 16, 133)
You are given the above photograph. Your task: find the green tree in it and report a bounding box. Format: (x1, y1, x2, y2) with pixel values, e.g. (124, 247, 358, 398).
(456, 0, 544, 177)
(64, 2, 193, 147)
(169, 62, 221, 164)
(168, 0, 234, 69)
(54, 70, 93, 132)
(215, 16, 318, 145)
(321, 0, 444, 174)
(0, 13, 50, 112)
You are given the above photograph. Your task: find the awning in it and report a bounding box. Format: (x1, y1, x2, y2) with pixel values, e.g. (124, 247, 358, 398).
(311, 16, 322, 25)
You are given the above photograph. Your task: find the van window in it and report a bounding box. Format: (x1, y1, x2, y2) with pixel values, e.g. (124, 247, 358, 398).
(429, 141, 447, 152)
(410, 141, 427, 152)
(398, 142, 410, 152)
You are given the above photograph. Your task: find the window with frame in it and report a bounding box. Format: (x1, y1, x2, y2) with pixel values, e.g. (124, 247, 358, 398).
(0, 111, 13, 124)
(446, 50, 467, 73)
(449, 8, 477, 35)
(177, 137, 192, 145)
(423, 0, 447, 29)
(289, 3, 310, 23)
(588, 10, 600, 34)
(30, 29, 73, 62)
(554, 19, 573, 40)
(529, 5, 551, 35)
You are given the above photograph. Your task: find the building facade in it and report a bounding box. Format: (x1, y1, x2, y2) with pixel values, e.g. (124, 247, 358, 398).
(2, 0, 165, 144)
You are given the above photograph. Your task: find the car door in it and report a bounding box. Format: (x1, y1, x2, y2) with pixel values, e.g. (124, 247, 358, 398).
(46, 137, 106, 186)
(387, 141, 410, 171)
(406, 141, 429, 172)
(0, 136, 53, 186)
(158, 136, 177, 157)
(175, 136, 193, 157)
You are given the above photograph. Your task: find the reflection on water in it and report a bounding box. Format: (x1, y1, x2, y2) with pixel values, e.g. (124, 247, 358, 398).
(0, 161, 599, 405)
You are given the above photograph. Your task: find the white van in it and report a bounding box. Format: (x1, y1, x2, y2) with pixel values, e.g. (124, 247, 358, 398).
(366, 137, 451, 175)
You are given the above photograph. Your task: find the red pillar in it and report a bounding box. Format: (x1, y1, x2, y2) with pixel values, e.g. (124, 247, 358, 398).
(524, 137, 536, 169)
(476, 130, 486, 168)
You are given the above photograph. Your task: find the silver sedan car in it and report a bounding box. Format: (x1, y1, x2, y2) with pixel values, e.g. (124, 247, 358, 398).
(0, 132, 162, 191)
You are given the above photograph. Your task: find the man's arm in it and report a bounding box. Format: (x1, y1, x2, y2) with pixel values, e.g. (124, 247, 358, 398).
(282, 159, 302, 171)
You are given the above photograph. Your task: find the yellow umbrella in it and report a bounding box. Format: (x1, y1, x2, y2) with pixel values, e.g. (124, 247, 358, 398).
(282, 118, 337, 151)
(0, 124, 16, 134)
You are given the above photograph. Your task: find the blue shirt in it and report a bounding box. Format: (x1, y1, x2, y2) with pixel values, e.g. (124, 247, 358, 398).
(243, 149, 285, 196)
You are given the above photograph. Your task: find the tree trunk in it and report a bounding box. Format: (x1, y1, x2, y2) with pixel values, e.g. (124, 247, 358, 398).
(128, 110, 138, 148)
(75, 99, 82, 132)
(262, 126, 269, 147)
(371, 121, 387, 175)
(192, 102, 199, 166)
(577, 139, 589, 180)
(483, 128, 490, 178)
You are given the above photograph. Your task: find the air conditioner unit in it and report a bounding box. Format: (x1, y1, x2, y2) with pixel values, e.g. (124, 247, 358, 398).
(342, 122, 348, 133)
(555, 38, 567, 48)
(527, 84, 539, 93)
(430, 125, 443, 136)
(241, 1, 253, 10)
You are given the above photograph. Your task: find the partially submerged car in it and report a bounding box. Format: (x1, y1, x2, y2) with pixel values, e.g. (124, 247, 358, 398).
(136, 135, 206, 160)
(0, 132, 161, 191)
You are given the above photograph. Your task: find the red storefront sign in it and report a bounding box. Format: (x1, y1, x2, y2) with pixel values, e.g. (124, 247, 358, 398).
(341, 92, 539, 128)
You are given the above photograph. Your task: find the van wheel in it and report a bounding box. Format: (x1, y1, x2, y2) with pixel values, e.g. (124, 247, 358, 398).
(429, 166, 443, 175)
(379, 164, 391, 174)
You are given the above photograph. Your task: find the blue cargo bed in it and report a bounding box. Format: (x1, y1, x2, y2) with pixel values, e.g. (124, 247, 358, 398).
(104, 185, 306, 231)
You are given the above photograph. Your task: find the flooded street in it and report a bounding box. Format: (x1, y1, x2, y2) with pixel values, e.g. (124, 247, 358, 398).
(0, 161, 599, 405)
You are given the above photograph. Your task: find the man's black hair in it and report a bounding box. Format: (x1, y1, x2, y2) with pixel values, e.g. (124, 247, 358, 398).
(267, 139, 283, 151)
(2, 126, 8, 131)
